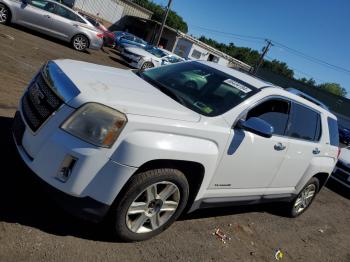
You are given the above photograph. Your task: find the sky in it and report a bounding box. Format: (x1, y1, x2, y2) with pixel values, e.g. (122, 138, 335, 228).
(152, 0, 350, 96)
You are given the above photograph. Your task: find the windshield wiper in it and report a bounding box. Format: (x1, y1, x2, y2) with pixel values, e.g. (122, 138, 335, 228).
(138, 73, 187, 106)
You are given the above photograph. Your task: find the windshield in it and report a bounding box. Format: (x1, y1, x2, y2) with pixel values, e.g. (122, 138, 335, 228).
(145, 46, 167, 58)
(138, 61, 259, 116)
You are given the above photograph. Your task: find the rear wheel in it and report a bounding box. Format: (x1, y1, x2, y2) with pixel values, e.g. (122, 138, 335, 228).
(0, 4, 10, 24)
(289, 177, 319, 217)
(141, 61, 154, 71)
(110, 168, 189, 241)
(72, 35, 89, 51)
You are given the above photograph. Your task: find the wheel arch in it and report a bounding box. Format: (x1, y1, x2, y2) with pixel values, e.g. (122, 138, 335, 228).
(115, 159, 205, 214)
(0, 2, 12, 23)
(313, 172, 330, 191)
(71, 33, 90, 48)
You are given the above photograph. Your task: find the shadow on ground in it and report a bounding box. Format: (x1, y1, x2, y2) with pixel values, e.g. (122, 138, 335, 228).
(8, 24, 91, 54)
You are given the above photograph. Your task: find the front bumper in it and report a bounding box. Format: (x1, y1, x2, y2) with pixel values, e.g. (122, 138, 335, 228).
(13, 110, 137, 222)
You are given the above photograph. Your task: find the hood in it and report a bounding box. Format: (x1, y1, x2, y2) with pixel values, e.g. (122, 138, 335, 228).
(53, 60, 200, 122)
(125, 46, 159, 60)
(339, 147, 350, 164)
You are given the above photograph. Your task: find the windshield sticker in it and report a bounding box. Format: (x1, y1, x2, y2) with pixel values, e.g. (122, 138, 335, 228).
(224, 79, 252, 93)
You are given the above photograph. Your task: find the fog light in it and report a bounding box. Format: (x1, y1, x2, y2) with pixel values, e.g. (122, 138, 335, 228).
(56, 155, 77, 182)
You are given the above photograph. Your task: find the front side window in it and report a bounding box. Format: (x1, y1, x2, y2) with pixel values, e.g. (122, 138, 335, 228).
(286, 103, 321, 141)
(138, 61, 259, 116)
(30, 0, 56, 13)
(246, 99, 290, 136)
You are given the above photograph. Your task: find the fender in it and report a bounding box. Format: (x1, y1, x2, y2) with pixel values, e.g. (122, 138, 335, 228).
(295, 156, 336, 193)
(111, 130, 219, 169)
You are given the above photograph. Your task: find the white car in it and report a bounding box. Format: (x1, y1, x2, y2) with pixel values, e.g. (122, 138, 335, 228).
(13, 60, 339, 241)
(120, 45, 184, 70)
(332, 146, 350, 188)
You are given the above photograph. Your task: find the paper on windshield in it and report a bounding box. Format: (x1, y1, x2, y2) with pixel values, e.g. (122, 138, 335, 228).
(224, 79, 252, 93)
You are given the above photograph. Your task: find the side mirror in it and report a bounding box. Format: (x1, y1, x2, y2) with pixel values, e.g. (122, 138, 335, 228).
(237, 117, 274, 138)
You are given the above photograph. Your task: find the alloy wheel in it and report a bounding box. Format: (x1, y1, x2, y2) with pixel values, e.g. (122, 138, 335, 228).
(73, 36, 88, 51)
(293, 184, 316, 215)
(0, 5, 8, 23)
(126, 181, 180, 234)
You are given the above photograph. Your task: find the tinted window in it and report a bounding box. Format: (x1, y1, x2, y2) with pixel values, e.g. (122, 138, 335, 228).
(286, 103, 321, 141)
(328, 117, 339, 146)
(30, 0, 56, 13)
(247, 99, 290, 136)
(55, 6, 79, 21)
(138, 61, 259, 116)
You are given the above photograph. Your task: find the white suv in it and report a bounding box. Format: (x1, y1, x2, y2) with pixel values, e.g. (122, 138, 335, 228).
(12, 60, 340, 241)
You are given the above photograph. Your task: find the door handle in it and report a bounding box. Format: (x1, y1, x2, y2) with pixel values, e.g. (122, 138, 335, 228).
(43, 15, 51, 18)
(274, 142, 286, 151)
(313, 148, 320, 155)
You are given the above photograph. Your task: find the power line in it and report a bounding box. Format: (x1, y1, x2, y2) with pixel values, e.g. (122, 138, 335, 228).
(272, 41, 350, 75)
(189, 25, 350, 76)
(190, 24, 265, 44)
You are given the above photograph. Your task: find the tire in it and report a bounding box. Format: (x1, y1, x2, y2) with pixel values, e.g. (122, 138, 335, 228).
(288, 177, 319, 218)
(0, 4, 10, 25)
(110, 168, 189, 242)
(141, 61, 154, 71)
(71, 34, 89, 51)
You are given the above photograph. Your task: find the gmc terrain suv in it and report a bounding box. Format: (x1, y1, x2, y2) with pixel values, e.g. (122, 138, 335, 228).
(12, 60, 340, 241)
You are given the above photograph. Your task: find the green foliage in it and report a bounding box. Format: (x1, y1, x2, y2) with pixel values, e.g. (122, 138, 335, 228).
(318, 83, 347, 97)
(132, 0, 188, 33)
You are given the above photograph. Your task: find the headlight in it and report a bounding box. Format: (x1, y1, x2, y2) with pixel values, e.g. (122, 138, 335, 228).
(61, 103, 127, 148)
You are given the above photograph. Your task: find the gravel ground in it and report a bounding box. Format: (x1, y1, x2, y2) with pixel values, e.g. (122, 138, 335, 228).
(0, 24, 350, 262)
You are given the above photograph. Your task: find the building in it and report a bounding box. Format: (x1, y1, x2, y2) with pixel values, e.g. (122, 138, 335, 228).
(112, 16, 251, 71)
(70, 0, 153, 25)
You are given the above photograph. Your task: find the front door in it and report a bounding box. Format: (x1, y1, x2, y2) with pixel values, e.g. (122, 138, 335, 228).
(17, 0, 56, 36)
(210, 98, 291, 197)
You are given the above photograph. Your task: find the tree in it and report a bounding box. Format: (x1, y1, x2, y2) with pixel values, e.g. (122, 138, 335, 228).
(299, 77, 316, 86)
(132, 0, 188, 33)
(318, 83, 347, 97)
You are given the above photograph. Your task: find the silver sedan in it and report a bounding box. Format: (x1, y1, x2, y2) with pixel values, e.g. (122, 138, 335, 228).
(0, 0, 103, 51)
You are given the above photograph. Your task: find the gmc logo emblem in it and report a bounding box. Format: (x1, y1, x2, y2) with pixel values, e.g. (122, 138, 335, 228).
(30, 84, 45, 104)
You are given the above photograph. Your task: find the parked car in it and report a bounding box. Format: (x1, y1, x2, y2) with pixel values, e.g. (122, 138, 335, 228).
(13, 60, 339, 241)
(78, 12, 115, 48)
(332, 146, 350, 188)
(115, 33, 148, 52)
(286, 88, 329, 110)
(339, 125, 350, 145)
(121, 45, 184, 70)
(0, 0, 103, 51)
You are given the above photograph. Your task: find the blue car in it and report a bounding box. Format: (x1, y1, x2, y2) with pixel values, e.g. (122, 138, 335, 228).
(114, 32, 148, 52)
(339, 126, 350, 145)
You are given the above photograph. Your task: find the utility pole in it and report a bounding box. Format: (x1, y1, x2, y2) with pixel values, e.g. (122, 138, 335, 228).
(155, 0, 173, 47)
(252, 39, 273, 75)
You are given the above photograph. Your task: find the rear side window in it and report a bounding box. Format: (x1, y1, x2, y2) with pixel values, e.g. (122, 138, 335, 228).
(247, 99, 290, 136)
(286, 103, 321, 142)
(327, 117, 339, 146)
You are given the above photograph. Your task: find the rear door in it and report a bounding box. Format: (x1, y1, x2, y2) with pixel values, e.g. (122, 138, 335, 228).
(16, 0, 56, 35)
(49, 4, 87, 41)
(269, 102, 323, 188)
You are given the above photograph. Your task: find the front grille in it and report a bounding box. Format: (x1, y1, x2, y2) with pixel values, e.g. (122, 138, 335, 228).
(22, 73, 63, 132)
(337, 161, 350, 173)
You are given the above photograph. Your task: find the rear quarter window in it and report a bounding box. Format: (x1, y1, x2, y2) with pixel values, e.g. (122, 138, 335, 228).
(327, 117, 339, 146)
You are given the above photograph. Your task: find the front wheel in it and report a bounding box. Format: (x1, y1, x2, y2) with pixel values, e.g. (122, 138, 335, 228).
(72, 35, 89, 51)
(110, 168, 189, 241)
(0, 4, 10, 24)
(141, 61, 154, 71)
(288, 177, 319, 217)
